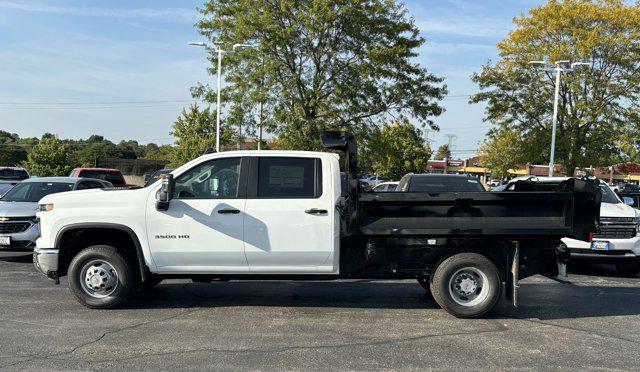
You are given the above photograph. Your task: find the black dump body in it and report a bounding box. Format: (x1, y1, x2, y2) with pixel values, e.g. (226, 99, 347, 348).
(358, 178, 601, 241)
(320, 131, 601, 242)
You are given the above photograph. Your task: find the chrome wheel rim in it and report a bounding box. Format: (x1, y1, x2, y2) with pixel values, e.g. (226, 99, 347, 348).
(80, 260, 119, 298)
(448, 267, 489, 307)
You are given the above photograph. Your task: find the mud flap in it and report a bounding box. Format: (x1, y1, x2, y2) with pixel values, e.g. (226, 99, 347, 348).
(504, 240, 519, 307)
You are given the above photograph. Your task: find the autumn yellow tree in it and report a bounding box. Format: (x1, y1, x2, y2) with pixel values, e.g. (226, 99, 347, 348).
(472, 0, 640, 175)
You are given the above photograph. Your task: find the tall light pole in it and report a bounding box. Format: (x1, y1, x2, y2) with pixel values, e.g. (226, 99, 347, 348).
(529, 60, 590, 176)
(189, 42, 257, 152)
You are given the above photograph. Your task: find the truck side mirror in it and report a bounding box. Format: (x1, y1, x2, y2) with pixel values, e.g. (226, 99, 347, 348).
(156, 174, 175, 211)
(623, 196, 635, 206)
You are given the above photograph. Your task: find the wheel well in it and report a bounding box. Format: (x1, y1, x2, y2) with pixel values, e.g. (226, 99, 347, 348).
(57, 227, 143, 281)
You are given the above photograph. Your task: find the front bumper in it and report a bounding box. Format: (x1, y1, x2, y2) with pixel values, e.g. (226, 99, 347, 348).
(562, 236, 640, 263)
(33, 247, 59, 281)
(0, 221, 39, 252)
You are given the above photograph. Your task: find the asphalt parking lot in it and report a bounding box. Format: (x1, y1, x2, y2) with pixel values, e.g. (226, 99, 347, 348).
(1, 253, 640, 371)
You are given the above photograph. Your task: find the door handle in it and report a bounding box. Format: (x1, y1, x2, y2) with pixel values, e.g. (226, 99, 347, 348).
(218, 209, 240, 214)
(305, 208, 328, 215)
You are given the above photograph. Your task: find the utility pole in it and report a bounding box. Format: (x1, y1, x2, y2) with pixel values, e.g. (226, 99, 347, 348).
(528, 60, 591, 176)
(445, 134, 457, 150)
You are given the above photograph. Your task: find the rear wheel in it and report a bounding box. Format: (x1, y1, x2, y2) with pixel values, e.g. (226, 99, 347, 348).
(67, 245, 135, 309)
(430, 253, 501, 318)
(615, 262, 640, 278)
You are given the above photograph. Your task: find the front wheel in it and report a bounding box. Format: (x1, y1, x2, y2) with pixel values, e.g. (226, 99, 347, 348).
(67, 245, 135, 309)
(430, 253, 502, 318)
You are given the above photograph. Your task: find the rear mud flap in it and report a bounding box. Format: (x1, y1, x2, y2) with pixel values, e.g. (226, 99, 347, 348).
(504, 241, 519, 307)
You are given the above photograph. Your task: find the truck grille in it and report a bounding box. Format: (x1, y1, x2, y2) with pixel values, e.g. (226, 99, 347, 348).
(594, 217, 637, 239)
(0, 221, 31, 234)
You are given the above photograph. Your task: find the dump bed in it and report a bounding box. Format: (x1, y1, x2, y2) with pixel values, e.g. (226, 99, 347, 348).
(357, 178, 601, 241)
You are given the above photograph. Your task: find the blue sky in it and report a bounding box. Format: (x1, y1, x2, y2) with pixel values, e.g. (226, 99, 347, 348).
(0, 0, 545, 156)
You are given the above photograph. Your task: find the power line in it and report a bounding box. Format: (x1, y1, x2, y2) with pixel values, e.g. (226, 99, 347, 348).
(0, 99, 199, 105)
(0, 104, 195, 111)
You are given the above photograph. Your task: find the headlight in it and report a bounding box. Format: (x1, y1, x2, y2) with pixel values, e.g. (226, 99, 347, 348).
(39, 203, 54, 212)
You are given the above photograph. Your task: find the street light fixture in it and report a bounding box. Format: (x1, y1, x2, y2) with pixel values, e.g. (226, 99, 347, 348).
(189, 41, 259, 152)
(528, 59, 591, 176)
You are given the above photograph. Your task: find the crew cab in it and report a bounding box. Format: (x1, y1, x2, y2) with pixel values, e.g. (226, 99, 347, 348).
(34, 132, 601, 318)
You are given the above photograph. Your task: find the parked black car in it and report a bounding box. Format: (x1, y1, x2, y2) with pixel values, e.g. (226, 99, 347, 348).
(396, 173, 486, 192)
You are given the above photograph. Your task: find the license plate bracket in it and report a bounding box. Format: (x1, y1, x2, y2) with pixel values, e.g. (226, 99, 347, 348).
(591, 241, 610, 250)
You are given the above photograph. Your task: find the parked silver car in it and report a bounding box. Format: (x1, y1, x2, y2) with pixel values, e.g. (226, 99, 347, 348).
(0, 177, 112, 252)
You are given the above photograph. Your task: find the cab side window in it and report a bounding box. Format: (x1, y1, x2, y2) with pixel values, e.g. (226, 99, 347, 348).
(175, 158, 241, 199)
(257, 157, 321, 198)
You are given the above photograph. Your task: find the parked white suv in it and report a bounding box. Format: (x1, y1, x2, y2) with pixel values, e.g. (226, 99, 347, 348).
(503, 177, 640, 277)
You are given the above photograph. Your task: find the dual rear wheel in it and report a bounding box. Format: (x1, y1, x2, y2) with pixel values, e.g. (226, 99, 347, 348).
(418, 253, 502, 318)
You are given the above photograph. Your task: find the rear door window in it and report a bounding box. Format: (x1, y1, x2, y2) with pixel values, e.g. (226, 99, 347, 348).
(257, 157, 322, 198)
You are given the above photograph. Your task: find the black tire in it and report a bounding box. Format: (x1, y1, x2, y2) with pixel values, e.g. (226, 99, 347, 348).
(416, 276, 431, 293)
(430, 253, 502, 318)
(615, 262, 640, 278)
(67, 245, 135, 309)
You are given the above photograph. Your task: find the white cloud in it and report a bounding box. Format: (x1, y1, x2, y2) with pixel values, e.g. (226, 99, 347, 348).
(0, 1, 197, 22)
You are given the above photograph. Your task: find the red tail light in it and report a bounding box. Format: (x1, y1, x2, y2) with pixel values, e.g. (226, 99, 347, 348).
(589, 232, 594, 242)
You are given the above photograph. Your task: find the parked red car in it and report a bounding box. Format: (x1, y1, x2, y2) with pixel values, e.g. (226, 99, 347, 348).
(69, 168, 130, 187)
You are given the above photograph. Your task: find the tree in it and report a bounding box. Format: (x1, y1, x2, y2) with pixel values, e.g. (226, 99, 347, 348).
(0, 130, 29, 166)
(433, 144, 452, 160)
(478, 130, 530, 179)
(194, 0, 447, 150)
(21, 137, 73, 177)
(170, 104, 232, 166)
(142, 143, 174, 163)
(361, 121, 431, 180)
(71, 135, 119, 167)
(471, 0, 640, 176)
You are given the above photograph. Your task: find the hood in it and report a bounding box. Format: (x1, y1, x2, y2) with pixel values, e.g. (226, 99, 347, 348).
(601, 202, 637, 218)
(0, 201, 38, 218)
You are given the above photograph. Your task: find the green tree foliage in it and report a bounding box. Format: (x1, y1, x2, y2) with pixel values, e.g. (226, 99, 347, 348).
(21, 137, 73, 177)
(433, 144, 452, 160)
(194, 0, 447, 150)
(478, 130, 529, 179)
(170, 104, 232, 166)
(471, 0, 640, 175)
(141, 143, 174, 163)
(69, 135, 118, 167)
(0, 131, 30, 166)
(361, 121, 431, 180)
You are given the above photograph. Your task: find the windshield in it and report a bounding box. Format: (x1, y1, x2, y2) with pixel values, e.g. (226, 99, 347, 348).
(0, 168, 28, 180)
(408, 176, 485, 192)
(600, 182, 621, 204)
(0, 182, 74, 202)
(79, 170, 125, 184)
(0, 183, 14, 196)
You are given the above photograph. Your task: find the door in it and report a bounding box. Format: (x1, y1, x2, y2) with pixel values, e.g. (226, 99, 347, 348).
(146, 157, 249, 272)
(243, 156, 336, 273)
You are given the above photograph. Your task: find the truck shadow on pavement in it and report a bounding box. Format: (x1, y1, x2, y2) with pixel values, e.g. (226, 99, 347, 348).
(122, 278, 640, 321)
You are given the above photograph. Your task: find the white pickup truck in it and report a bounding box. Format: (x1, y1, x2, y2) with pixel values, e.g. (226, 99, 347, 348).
(502, 177, 640, 277)
(33, 132, 601, 318)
